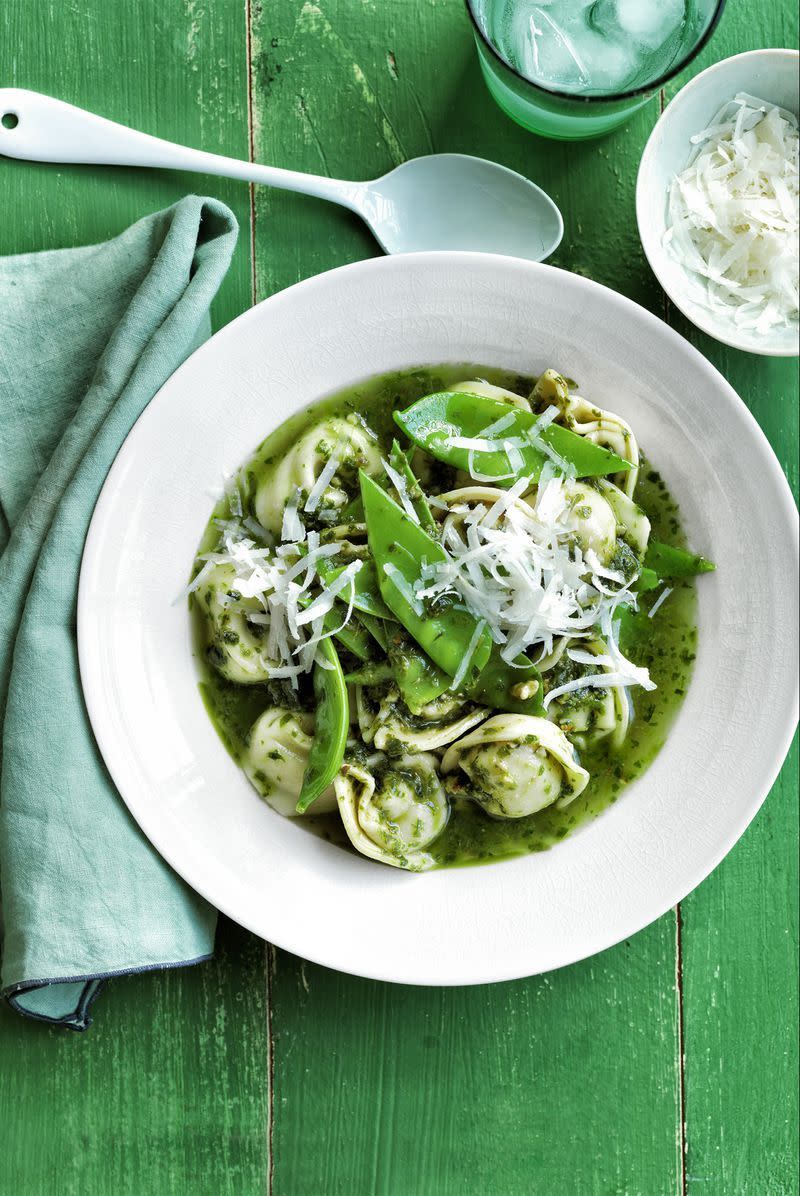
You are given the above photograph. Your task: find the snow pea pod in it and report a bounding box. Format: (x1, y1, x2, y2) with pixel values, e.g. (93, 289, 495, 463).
(327, 612, 373, 661)
(298, 587, 373, 660)
(296, 637, 349, 813)
(339, 495, 364, 523)
(388, 439, 436, 535)
(385, 625, 451, 713)
(636, 566, 661, 593)
(394, 392, 631, 487)
(465, 646, 544, 716)
(644, 541, 715, 578)
(356, 611, 389, 651)
(316, 556, 396, 621)
(343, 661, 395, 685)
(360, 472, 492, 685)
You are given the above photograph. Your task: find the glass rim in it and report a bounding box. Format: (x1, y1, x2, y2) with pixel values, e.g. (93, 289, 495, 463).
(464, 0, 728, 105)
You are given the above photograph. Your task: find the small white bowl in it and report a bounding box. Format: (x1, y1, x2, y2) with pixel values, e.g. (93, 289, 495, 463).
(637, 49, 799, 357)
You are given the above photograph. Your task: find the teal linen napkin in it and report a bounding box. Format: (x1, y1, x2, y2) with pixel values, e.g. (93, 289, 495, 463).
(0, 196, 238, 1030)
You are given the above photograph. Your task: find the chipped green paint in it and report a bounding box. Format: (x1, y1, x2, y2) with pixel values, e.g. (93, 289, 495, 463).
(0, 0, 796, 1192)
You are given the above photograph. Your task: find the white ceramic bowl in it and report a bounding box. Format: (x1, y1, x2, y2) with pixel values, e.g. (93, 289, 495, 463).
(78, 253, 798, 985)
(637, 49, 800, 357)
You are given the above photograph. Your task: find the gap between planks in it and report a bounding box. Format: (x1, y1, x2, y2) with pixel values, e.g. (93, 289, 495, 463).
(676, 903, 688, 1196)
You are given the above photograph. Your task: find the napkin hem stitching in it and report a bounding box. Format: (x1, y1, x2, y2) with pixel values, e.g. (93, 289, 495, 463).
(3, 951, 213, 1030)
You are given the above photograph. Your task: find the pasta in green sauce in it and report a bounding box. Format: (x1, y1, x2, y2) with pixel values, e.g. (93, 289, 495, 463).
(191, 365, 709, 871)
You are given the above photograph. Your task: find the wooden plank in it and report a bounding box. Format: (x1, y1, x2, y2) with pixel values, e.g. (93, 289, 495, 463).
(268, 930, 680, 1196)
(0, 0, 252, 326)
(252, 3, 682, 1192)
(681, 741, 799, 1196)
(0, 919, 268, 1196)
(0, 4, 269, 1194)
(665, 7, 800, 1193)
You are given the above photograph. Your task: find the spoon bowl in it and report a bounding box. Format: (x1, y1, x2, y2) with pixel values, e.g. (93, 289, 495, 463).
(0, 89, 563, 264)
(357, 153, 563, 260)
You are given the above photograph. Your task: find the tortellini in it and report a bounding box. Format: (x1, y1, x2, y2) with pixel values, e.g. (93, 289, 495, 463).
(560, 481, 618, 564)
(436, 484, 533, 536)
(195, 562, 274, 683)
(356, 684, 488, 752)
(531, 369, 639, 496)
(255, 415, 383, 535)
(244, 707, 337, 816)
(441, 714, 589, 818)
(596, 479, 651, 560)
(542, 638, 631, 751)
(194, 362, 694, 875)
(452, 378, 532, 411)
(334, 749, 449, 871)
(437, 481, 638, 580)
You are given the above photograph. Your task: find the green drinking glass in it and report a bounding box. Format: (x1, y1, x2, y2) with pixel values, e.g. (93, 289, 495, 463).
(465, 0, 727, 140)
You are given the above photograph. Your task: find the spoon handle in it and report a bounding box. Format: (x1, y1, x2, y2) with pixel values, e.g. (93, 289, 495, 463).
(0, 88, 361, 208)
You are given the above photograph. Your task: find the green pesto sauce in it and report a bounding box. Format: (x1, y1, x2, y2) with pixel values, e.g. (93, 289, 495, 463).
(193, 365, 698, 869)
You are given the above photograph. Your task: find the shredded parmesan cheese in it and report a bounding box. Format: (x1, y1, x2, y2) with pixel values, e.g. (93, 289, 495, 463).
(381, 456, 420, 524)
(416, 475, 651, 701)
(664, 92, 799, 334)
(450, 619, 488, 692)
(195, 482, 365, 684)
(648, 585, 672, 619)
(281, 487, 304, 543)
(304, 449, 341, 513)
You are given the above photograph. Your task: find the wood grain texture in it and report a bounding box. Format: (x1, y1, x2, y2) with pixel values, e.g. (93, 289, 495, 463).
(0, 0, 796, 1193)
(0, 0, 252, 325)
(0, 920, 268, 1196)
(268, 931, 681, 1196)
(0, 4, 269, 1194)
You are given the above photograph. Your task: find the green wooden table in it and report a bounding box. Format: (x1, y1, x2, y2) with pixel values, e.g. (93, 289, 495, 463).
(1, 3, 797, 1193)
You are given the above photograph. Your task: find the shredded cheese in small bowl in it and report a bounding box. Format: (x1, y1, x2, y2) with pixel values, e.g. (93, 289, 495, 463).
(664, 92, 799, 337)
(636, 49, 799, 356)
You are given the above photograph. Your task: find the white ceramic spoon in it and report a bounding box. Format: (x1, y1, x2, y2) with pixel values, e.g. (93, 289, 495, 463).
(0, 88, 563, 262)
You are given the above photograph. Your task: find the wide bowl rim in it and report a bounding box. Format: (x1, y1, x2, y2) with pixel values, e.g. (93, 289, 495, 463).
(636, 48, 800, 358)
(78, 251, 799, 986)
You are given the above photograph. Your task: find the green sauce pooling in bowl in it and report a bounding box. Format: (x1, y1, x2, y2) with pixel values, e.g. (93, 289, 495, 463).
(193, 366, 698, 869)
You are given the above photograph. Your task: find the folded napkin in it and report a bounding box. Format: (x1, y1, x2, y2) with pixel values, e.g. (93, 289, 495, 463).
(0, 196, 237, 1029)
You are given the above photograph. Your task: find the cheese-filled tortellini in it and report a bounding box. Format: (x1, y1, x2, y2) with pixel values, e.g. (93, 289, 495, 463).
(596, 479, 651, 559)
(244, 707, 337, 816)
(195, 562, 274, 683)
(560, 481, 618, 564)
(356, 684, 488, 752)
(452, 378, 532, 411)
(436, 484, 533, 536)
(531, 369, 639, 496)
(543, 639, 631, 751)
(441, 714, 589, 818)
(334, 749, 449, 871)
(255, 415, 383, 535)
